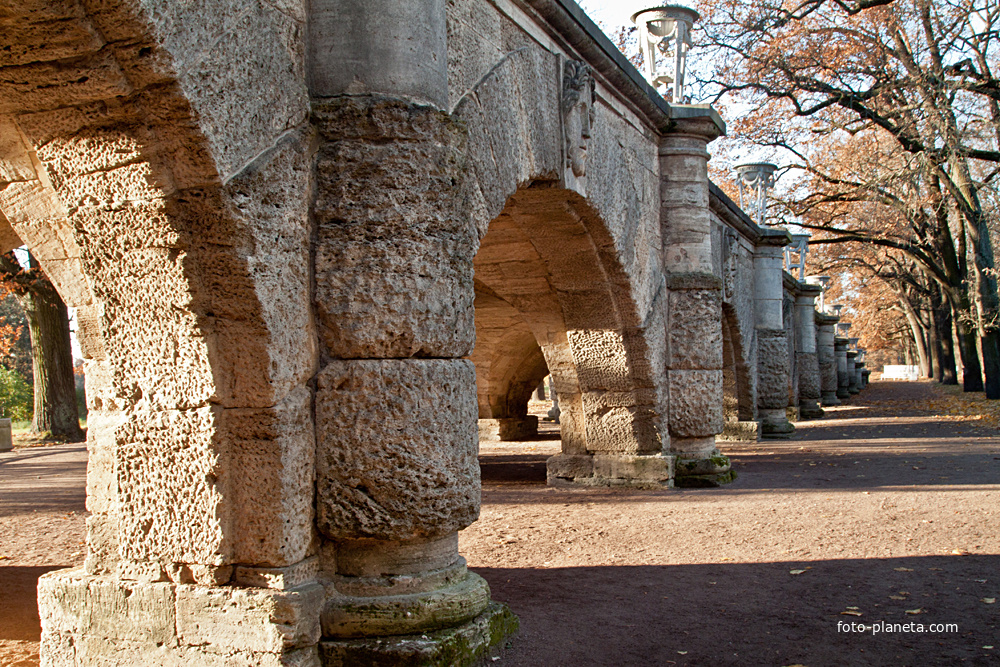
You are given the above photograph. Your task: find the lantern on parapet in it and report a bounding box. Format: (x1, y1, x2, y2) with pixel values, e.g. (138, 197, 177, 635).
(631, 6, 699, 102)
(784, 233, 810, 280)
(735, 162, 778, 227)
(807, 275, 832, 312)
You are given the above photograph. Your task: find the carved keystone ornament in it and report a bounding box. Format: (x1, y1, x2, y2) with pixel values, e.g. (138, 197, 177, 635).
(562, 59, 596, 179)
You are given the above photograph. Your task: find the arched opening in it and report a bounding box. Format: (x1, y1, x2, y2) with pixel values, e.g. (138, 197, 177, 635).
(720, 303, 757, 441)
(471, 184, 664, 485)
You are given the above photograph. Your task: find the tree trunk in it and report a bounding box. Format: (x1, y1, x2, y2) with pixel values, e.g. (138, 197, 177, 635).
(936, 307, 958, 385)
(930, 288, 958, 385)
(957, 320, 985, 392)
(0, 252, 83, 441)
(16, 281, 83, 440)
(924, 309, 942, 381)
(899, 297, 931, 378)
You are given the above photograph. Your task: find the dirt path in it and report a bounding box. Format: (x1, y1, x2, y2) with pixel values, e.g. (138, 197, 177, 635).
(466, 382, 1000, 666)
(2, 382, 999, 666)
(0, 443, 87, 667)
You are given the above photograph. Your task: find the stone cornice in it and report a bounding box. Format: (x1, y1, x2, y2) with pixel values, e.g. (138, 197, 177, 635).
(708, 182, 763, 243)
(759, 227, 793, 248)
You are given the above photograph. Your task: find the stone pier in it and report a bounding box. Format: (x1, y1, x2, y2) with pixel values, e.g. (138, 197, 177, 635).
(309, 0, 515, 660)
(662, 109, 734, 487)
(847, 350, 860, 394)
(836, 338, 851, 400)
(755, 229, 795, 437)
(816, 313, 841, 406)
(795, 283, 824, 419)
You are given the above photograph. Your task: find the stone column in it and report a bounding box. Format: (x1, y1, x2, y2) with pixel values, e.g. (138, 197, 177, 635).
(847, 351, 860, 394)
(795, 284, 824, 419)
(816, 313, 841, 406)
(309, 0, 515, 661)
(755, 228, 795, 437)
(846, 351, 859, 394)
(835, 337, 851, 399)
(661, 107, 734, 487)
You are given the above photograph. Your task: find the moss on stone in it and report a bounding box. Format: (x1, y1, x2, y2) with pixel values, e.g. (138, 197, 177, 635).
(319, 602, 518, 666)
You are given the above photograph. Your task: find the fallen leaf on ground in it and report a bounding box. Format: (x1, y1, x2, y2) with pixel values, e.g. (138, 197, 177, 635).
(889, 595, 907, 600)
(790, 569, 807, 575)
(905, 609, 924, 615)
(982, 598, 996, 604)
(894, 567, 914, 572)
(952, 549, 971, 556)
(677, 651, 688, 655)
(841, 610, 863, 617)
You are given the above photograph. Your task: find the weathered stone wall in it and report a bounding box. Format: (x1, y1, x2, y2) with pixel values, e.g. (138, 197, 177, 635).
(711, 199, 759, 424)
(2, 1, 321, 663)
(449, 0, 670, 484)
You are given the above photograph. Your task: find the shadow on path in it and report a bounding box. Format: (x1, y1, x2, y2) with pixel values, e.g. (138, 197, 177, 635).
(475, 555, 1000, 666)
(0, 566, 68, 642)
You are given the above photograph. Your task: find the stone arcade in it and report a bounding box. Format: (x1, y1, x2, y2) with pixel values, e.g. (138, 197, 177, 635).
(0, 0, 864, 664)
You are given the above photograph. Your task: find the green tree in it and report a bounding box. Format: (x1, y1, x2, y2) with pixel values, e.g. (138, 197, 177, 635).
(0, 365, 33, 421)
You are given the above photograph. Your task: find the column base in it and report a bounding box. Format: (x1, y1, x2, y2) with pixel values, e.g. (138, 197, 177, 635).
(674, 451, 736, 488)
(821, 391, 841, 406)
(760, 408, 795, 438)
(798, 400, 824, 420)
(717, 420, 760, 442)
(319, 602, 517, 666)
(478, 417, 538, 441)
(848, 385, 861, 395)
(546, 453, 675, 488)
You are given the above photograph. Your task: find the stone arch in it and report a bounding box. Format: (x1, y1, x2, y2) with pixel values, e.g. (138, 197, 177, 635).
(454, 45, 668, 484)
(471, 285, 549, 422)
(472, 185, 661, 473)
(2, 6, 319, 662)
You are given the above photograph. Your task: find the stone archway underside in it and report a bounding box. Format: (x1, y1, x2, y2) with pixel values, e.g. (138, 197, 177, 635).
(471, 186, 671, 486)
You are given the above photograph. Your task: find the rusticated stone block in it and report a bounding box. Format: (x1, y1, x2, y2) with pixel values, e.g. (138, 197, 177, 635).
(668, 370, 723, 438)
(315, 360, 479, 541)
(225, 386, 316, 567)
(38, 568, 175, 644)
(797, 352, 821, 400)
(313, 97, 475, 359)
(176, 582, 323, 653)
(668, 288, 722, 369)
(581, 393, 662, 454)
(114, 406, 229, 565)
(757, 329, 790, 410)
(718, 420, 760, 442)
